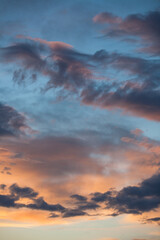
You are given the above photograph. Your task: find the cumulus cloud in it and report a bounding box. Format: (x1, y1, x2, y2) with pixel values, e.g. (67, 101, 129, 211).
(92, 173, 160, 215)
(0, 183, 65, 213)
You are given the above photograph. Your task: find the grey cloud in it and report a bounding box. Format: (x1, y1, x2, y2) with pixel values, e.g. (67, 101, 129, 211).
(70, 194, 87, 202)
(0, 102, 29, 137)
(93, 11, 160, 55)
(27, 197, 65, 212)
(9, 183, 38, 199)
(62, 209, 87, 218)
(1, 37, 160, 121)
(0, 173, 160, 220)
(92, 173, 160, 215)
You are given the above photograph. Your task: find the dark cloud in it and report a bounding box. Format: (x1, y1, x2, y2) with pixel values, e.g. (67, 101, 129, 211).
(0, 102, 28, 137)
(62, 209, 87, 218)
(70, 194, 100, 211)
(0, 173, 160, 220)
(0, 183, 86, 217)
(82, 50, 160, 121)
(147, 217, 160, 222)
(1, 38, 160, 121)
(93, 11, 160, 55)
(91, 190, 113, 202)
(0, 194, 17, 208)
(145, 217, 160, 225)
(80, 60, 160, 120)
(0, 42, 44, 71)
(9, 183, 38, 199)
(70, 194, 87, 202)
(27, 197, 65, 212)
(49, 213, 60, 218)
(92, 173, 160, 215)
(0, 182, 98, 217)
(0, 38, 93, 91)
(78, 201, 100, 211)
(0, 183, 65, 213)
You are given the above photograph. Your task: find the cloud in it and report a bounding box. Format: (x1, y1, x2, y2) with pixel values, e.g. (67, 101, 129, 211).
(0, 42, 44, 71)
(0, 194, 17, 208)
(93, 11, 160, 55)
(27, 197, 65, 212)
(4, 124, 159, 201)
(0, 184, 6, 190)
(0, 103, 29, 137)
(1, 37, 160, 121)
(6, 135, 105, 180)
(70, 194, 87, 202)
(91, 191, 114, 202)
(131, 128, 143, 136)
(0, 173, 160, 220)
(49, 213, 60, 218)
(6, 123, 141, 187)
(62, 209, 87, 218)
(93, 12, 121, 24)
(84, 86, 160, 121)
(9, 183, 38, 199)
(92, 172, 160, 215)
(77, 201, 100, 211)
(145, 217, 160, 225)
(70, 194, 100, 211)
(81, 50, 160, 121)
(0, 183, 65, 213)
(0, 37, 93, 91)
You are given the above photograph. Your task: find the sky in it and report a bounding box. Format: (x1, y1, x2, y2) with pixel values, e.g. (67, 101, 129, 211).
(0, 0, 160, 240)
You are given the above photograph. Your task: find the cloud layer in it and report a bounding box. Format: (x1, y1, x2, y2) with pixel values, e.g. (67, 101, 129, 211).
(0, 172, 160, 219)
(1, 36, 160, 121)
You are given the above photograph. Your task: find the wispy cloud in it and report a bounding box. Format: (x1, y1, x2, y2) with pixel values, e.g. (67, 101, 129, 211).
(93, 11, 160, 55)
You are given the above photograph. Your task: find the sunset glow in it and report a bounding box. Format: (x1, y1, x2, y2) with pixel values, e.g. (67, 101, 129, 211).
(0, 1, 160, 240)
